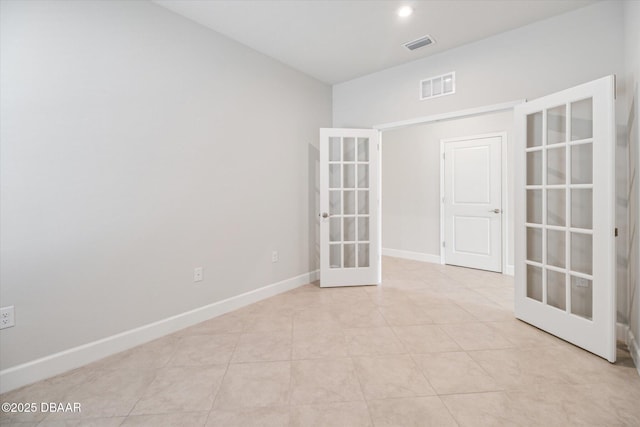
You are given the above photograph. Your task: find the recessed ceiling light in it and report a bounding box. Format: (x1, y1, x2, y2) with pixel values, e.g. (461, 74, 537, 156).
(397, 6, 413, 18)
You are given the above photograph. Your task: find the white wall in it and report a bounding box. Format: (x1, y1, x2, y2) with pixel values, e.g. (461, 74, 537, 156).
(381, 111, 514, 268)
(333, 1, 624, 128)
(0, 0, 331, 371)
(623, 0, 640, 358)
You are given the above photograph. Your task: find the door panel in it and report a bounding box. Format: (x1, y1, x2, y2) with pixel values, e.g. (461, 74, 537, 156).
(443, 135, 503, 272)
(453, 147, 491, 203)
(320, 128, 380, 287)
(514, 76, 615, 362)
(453, 216, 491, 255)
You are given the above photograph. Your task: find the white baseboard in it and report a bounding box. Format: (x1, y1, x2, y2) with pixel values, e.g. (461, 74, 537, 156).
(382, 248, 515, 277)
(0, 270, 318, 394)
(628, 327, 640, 377)
(617, 322, 640, 376)
(617, 322, 629, 342)
(382, 248, 442, 264)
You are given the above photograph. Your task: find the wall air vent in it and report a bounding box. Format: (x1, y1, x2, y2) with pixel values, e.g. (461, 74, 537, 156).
(420, 72, 455, 100)
(404, 35, 435, 51)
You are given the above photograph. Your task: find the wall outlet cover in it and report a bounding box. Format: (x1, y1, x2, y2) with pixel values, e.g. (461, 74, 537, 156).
(194, 267, 203, 282)
(0, 306, 15, 329)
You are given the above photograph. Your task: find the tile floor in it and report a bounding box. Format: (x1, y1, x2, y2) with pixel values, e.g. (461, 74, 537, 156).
(1, 256, 639, 426)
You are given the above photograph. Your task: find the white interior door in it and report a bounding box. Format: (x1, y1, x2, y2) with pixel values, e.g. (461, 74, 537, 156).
(514, 76, 616, 362)
(443, 135, 503, 272)
(319, 128, 380, 287)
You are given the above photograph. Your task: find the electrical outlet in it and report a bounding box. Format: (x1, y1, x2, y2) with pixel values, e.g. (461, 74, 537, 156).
(272, 251, 279, 263)
(194, 267, 203, 282)
(0, 306, 15, 329)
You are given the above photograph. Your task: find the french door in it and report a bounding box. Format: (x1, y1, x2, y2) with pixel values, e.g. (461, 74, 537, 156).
(319, 128, 380, 287)
(514, 76, 616, 362)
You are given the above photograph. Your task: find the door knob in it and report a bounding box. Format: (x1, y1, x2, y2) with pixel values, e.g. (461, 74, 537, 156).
(490, 208, 501, 214)
(321, 212, 330, 218)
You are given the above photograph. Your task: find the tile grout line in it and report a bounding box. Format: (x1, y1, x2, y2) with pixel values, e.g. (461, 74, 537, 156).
(204, 318, 245, 424)
(349, 352, 376, 427)
(385, 263, 462, 426)
(287, 308, 294, 417)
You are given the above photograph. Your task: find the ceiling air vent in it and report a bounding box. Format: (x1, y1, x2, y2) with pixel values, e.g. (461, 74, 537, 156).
(404, 35, 435, 51)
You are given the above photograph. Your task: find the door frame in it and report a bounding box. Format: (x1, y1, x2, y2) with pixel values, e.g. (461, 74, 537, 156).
(439, 132, 509, 273)
(374, 100, 524, 131)
(372, 100, 521, 271)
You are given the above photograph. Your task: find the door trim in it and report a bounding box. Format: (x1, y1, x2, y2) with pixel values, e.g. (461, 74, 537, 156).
(439, 132, 508, 273)
(374, 100, 524, 131)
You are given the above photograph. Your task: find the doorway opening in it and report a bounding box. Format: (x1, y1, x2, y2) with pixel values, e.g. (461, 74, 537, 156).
(378, 108, 515, 276)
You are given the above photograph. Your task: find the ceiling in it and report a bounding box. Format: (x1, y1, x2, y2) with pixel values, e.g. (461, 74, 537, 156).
(153, 0, 597, 84)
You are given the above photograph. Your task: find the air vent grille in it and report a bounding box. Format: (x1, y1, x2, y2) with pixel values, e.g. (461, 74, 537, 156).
(420, 72, 455, 100)
(404, 35, 435, 51)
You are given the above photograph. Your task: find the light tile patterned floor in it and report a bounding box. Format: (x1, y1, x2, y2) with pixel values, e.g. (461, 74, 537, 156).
(2, 256, 639, 426)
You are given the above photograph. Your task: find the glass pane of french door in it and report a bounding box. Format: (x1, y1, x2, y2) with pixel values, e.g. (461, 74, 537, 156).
(524, 98, 594, 319)
(328, 136, 370, 269)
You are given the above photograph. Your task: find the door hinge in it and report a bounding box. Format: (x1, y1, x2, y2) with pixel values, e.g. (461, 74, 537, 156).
(615, 227, 618, 237)
(613, 75, 617, 100)
(442, 241, 445, 248)
(442, 153, 445, 160)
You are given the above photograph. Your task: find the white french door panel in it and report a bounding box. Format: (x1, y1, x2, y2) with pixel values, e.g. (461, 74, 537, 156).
(319, 128, 380, 287)
(514, 75, 616, 362)
(443, 135, 503, 272)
